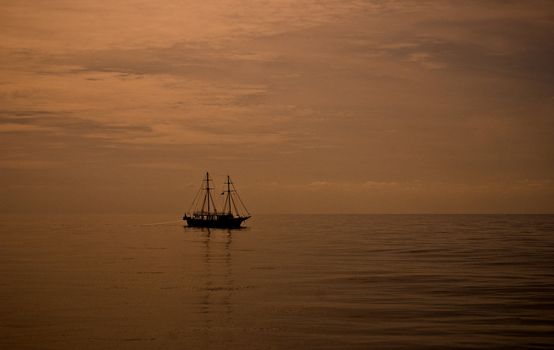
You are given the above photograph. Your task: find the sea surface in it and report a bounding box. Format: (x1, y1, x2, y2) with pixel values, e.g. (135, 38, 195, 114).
(1, 214, 553, 349)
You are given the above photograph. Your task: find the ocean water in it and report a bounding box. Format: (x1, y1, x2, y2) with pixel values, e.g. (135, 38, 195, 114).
(1, 214, 553, 349)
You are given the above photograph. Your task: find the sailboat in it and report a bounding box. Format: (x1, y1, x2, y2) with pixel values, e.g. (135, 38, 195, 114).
(183, 172, 251, 229)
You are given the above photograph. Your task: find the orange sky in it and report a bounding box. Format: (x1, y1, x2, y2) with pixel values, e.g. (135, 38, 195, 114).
(1, 0, 553, 214)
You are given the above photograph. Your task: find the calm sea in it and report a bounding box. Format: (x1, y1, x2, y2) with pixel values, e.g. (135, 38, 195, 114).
(1, 214, 553, 349)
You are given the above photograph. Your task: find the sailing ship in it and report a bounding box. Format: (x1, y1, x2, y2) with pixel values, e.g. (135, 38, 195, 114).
(183, 172, 251, 229)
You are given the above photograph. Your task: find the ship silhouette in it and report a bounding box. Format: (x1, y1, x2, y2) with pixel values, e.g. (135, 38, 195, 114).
(183, 172, 251, 229)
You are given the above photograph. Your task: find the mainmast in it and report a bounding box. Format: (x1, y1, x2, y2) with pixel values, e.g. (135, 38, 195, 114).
(200, 172, 217, 215)
(225, 175, 232, 215)
(206, 172, 211, 214)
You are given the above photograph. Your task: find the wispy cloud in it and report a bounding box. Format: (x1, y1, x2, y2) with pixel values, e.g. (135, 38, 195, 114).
(1, 0, 553, 213)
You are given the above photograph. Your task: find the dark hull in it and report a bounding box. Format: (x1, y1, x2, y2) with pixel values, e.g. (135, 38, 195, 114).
(184, 215, 249, 229)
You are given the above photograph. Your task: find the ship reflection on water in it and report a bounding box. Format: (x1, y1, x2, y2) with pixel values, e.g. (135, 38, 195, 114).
(185, 227, 236, 346)
(2, 214, 553, 349)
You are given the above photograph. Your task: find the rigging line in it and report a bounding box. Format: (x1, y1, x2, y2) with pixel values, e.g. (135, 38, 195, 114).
(208, 188, 219, 213)
(232, 182, 250, 216)
(188, 184, 203, 213)
(221, 191, 227, 213)
(200, 185, 208, 213)
(217, 182, 227, 212)
(230, 191, 240, 216)
(227, 190, 232, 214)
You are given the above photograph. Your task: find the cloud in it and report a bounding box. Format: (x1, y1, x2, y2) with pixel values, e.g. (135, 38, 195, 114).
(0, 123, 60, 133)
(0, 160, 64, 170)
(1, 0, 553, 213)
(406, 52, 445, 70)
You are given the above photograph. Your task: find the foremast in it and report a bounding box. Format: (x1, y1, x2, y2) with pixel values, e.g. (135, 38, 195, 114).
(222, 175, 250, 218)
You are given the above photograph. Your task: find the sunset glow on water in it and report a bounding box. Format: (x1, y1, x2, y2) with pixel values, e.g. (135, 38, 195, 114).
(2, 214, 553, 349)
(1, 1, 553, 348)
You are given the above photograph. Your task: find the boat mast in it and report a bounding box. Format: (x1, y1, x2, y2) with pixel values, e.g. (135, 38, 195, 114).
(206, 172, 211, 214)
(225, 175, 232, 215)
(200, 171, 218, 215)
